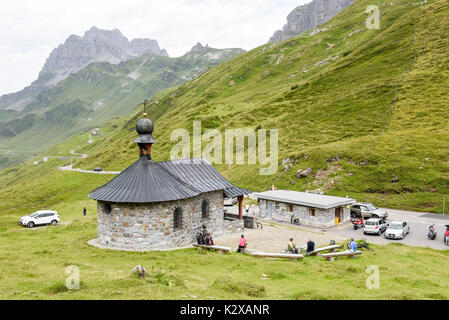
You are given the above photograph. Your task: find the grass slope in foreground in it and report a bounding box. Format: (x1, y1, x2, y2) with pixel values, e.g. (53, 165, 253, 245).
(1, 216, 449, 300)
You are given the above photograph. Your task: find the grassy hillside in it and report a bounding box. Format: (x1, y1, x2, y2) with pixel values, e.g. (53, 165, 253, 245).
(65, 0, 448, 213)
(0, 47, 244, 169)
(2, 0, 446, 214)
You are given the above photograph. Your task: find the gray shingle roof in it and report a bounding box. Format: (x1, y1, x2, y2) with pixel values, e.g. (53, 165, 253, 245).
(254, 190, 356, 209)
(88, 157, 250, 203)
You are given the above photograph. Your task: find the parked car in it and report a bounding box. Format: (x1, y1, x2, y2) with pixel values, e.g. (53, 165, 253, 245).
(385, 221, 410, 240)
(351, 202, 388, 219)
(19, 210, 60, 228)
(363, 218, 388, 236)
(224, 197, 238, 206)
(93, 168, 103, 172)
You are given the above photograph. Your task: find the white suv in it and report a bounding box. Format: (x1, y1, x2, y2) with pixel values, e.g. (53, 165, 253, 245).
(19, 210, 60, 228)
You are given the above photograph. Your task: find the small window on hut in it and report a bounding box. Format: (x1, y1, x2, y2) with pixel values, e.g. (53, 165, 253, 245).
(174, 208, 183, 231)
(309, 208, 316, 217)
(202, 200, 210, 220)
(104, 203, 112, 214)
(275, 202, 280, 210)
(288, 204, 293, 213)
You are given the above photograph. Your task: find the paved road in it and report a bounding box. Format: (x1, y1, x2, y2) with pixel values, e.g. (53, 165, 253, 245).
(58, 165, 121, 175)
(329, 208, 449, 250)
(59, 150, 120, 175)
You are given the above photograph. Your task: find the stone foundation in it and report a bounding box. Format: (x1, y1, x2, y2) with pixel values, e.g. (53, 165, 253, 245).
(95, 191, 241, 251)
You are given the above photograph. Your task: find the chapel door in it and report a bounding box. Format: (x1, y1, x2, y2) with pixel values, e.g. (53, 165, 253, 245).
(335, 207, 342, 225)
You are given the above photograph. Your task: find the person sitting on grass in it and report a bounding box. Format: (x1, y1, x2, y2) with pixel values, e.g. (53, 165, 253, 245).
(288, 238, 299, 254)
(306, 239, 315, 256)
(237, 235, 247, 253)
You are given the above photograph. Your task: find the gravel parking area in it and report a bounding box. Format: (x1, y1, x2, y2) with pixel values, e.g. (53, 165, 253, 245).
(214, 221, 348, 253)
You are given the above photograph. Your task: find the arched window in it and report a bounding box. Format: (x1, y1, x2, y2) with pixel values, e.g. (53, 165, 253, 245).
(174, 208, 183, 231)
(202, 200, 210, 220)
(104, 203, 112, 214)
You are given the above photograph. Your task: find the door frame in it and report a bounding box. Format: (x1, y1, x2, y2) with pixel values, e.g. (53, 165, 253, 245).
(335, 207, 342, 225)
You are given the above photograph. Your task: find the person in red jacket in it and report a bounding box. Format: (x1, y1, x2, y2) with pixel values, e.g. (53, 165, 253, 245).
(445, 228, 449, 246)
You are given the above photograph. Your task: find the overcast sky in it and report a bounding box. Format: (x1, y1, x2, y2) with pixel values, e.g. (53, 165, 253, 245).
(0, 0, 312, 96)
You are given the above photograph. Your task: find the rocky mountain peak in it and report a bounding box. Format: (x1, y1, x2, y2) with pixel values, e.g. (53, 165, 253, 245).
(269, 0, 355, 43)
(38, 27, 169, 86)
(190, 42, 209, 53)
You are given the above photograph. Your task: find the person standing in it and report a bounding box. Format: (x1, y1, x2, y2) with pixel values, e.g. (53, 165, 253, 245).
(306, 239, 315, 256)
(83, 207, 87, 216)
(245, 204, 250, 215)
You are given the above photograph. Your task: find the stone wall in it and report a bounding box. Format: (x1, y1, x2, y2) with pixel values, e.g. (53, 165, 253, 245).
(96, 191, 234, 251)
(224, 212, 257, 229)
(258, 199, 350, 228)
(223, 216, 245, 233)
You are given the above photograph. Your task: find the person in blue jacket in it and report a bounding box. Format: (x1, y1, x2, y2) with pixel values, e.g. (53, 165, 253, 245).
(348, 238, 358, 252)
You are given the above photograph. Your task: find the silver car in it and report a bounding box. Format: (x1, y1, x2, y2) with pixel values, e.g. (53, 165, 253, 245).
(351, 202, 388, 219)
(385, 221, 410, 240)
(363, 218, 388, 236)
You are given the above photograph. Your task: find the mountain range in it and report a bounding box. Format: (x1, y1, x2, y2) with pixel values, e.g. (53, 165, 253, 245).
(0, 27, 169, 111)
(0, 28, 244, 168)
(0, 0, 359, 170)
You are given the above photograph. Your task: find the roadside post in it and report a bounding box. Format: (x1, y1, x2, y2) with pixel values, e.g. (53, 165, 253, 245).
(443, 193, 446, 216)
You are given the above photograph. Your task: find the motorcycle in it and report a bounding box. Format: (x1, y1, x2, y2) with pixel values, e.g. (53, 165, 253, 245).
(352, 218, 365, 230)
(427, 224, 437, 240)
(357, 239, 373, 251)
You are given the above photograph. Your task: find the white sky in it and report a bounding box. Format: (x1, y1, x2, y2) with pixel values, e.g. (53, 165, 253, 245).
(0, 0, 312, 96)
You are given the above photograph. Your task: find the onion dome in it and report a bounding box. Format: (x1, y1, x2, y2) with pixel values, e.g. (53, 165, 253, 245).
(134, 113, 157, 144)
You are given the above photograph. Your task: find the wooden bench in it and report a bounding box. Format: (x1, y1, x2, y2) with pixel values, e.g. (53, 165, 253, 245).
(240, 248, 261, 255)
(320, 251, 362, 261)
(193, 244, 233, 253)
(251, 252, 304, 261)
(309, 244, 343, 256)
